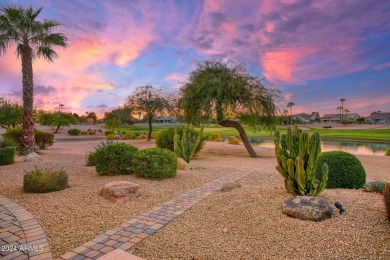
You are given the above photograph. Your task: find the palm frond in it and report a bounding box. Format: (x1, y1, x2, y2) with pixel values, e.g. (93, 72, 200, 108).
(36, 46, 58, 62)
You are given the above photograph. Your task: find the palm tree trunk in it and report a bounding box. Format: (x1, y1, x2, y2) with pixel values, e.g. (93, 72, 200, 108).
(219, 120, 258, 158)
(147, 116, 152, 141)
(20, 44, 35, 153)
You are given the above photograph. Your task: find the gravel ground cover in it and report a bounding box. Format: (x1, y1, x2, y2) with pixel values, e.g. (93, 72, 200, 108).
(0, 140, 389, 258)
(131, 143, 390, 259)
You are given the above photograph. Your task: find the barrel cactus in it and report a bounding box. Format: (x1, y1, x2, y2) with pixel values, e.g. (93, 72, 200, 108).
(274, 125, 328, 195)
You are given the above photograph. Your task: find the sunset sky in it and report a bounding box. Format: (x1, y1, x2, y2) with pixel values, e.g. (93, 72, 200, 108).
(0, 0, 389, 118)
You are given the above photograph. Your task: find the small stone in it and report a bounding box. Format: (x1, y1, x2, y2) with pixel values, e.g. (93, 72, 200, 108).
(223, 227, 228, 233)
(282, 196, 333, 222)
(177, 158, 190, 170)
(100, 181, 140, 203)
(220, 182, 241, 192)
(24, 152, 42, 162)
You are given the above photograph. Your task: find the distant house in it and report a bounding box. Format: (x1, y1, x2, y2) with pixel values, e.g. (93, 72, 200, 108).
(153, 116, 176, 123)
(321, 113, 360, 123)
(366, 112, 390, 124)
(291, 113, 315, 123)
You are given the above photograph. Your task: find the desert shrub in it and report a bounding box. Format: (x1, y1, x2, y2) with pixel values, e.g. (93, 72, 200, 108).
(86, 151, 96, 166)
(384, 183, 390, 219)
(68, 128, 81, 135)
(316, 151, 366, 189)
(156, 126, 206, 154)
(98, 129, 103, 133)
(122, 132, 136, 140)
(34, 130, 54, 149)
(0, 146, 15, 165)
(385, 147, 390, 156)
(23, 166, 68, 193)
(133, 148, 176, 180)
(0, 138, 16, 148)
(3, 128, 54, 149)
(95, 143, 138, 175)
(363, 181, 386, 193)
(122, 131, 127, 134)
(137, 133, 148, 140)
(323, 126, 332, 128)
(207, 133, 222, 142)
(106, 134, 117, 140)
(134, 132, 144, 137)
(104, 130, 115, 136)
(227, 136, 240, 145)
(174, 126, 204, 163)
(88, 130, 96, 135)
(81, 131, 88, 135)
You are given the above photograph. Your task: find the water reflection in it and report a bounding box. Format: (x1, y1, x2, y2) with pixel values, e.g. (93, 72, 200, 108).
(245, 137, 389, 156)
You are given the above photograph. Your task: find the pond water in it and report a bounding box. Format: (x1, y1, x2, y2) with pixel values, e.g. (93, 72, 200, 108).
(225, 137, 389, 156)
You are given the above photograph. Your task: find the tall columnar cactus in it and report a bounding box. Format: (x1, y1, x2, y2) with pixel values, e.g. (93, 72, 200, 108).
(274, 125, 328, 195)
(174, 126, 204, 163)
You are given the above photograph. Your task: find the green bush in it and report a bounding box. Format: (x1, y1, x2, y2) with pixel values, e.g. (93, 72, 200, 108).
(156, 126, 206, 154)
(384, 183, 390, 219)
(122, 132, 136, 140)
(0, 146, 15, 165)
(86, 151, 96, 166)
(227, 136, 240, 144)
(68, 128, 81, 135)
(95, 143, 138, 175)
(137, 133, 148, 140)
(133, 148, 176, 180)
(23, 166, 68, 193)
(385, 147, 390, 156)
(106, 134, 116, 140)
(363, 181, 386, 193)
(316, 151, 366, 189)
(207, 133, 222, 142)
(3, 128, 54, 149)
(35, 130, 54, 149)
(0, 138, 16, 148)
(104, 130, 114, 136)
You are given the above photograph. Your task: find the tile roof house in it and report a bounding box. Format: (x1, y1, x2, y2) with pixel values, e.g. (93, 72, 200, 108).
(321, 113, 360, 123)
(291, 113, 316, 123)
(366, 112, 390, 124)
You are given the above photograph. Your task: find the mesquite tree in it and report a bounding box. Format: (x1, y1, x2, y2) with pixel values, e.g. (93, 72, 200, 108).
(126, 85, 169, 141)
(179, 59, 279, 158)
(0, 5, 68, 153)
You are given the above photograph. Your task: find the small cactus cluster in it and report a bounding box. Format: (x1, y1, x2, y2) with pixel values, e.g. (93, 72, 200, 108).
(174, 126, 204, 163)
(274, 125, 328, 195)
(384, 182, 390, 219)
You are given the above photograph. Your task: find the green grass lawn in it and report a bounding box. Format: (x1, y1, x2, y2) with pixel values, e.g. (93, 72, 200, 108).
(114, 124, 390, 142)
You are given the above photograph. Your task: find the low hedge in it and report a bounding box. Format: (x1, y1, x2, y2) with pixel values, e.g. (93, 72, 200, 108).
(0, 146, 15, 166)
(68, 128, 81, 135)
(95, 143, 138, 175)
(23, 166, 68, 193)
(316, 151, 366, 189)
(133, 148, 177, 180)
(3, 128, 54, 149)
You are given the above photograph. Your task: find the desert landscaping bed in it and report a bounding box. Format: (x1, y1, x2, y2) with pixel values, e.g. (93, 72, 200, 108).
(130, 144, 390, 259)
(0, 140, 389, 258)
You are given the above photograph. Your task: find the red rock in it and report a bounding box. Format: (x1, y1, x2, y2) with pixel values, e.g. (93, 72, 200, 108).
(100, 181, 140, 203)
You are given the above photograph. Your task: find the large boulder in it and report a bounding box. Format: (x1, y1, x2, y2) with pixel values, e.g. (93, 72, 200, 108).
(100, 181, 140, 203)
(282, 196, 333, 222)
(177, 158, 189, 170)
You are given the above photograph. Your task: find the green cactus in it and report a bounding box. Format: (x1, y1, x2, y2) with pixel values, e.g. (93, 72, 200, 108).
(274, 126, 328, 195)
(173, 125, 204, 163)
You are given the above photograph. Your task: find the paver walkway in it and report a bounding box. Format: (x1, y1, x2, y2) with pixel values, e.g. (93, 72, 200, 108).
(60, 170, 254, 260)
(0, 196, 52, 260)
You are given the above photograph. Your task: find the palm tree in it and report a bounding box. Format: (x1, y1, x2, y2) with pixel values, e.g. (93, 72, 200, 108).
(287, 102, 295, 125)
(339, 98, 346, 122)
(344, 108, 350, 120)
(0, 5, 68, 153)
